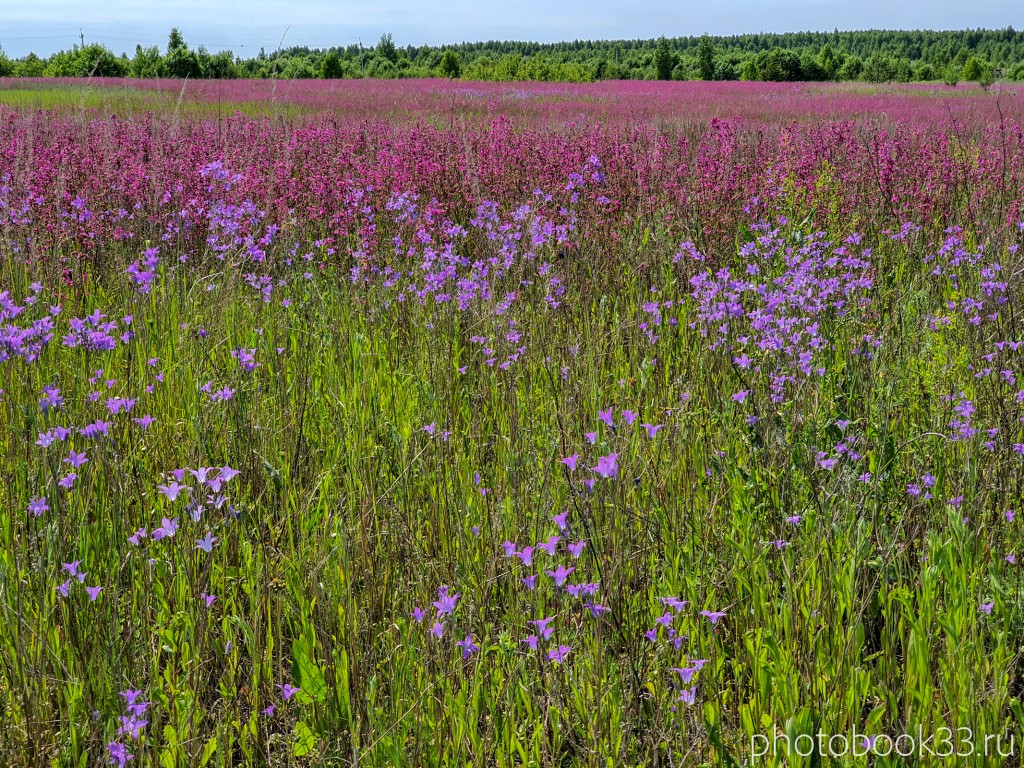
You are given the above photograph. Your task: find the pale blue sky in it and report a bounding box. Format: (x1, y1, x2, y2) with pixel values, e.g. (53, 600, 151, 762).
(2, 1, 1022, 57)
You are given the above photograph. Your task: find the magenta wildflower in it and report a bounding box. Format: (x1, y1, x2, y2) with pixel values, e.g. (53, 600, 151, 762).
(432, 586, 459, 615)
(86, 585, 103, 602)
(732, 390, 749, 403)
(560, 454, 579, 471)
(117, 714, 148, 740)
(455, 634, 479, 658)
(194, 532, 218, 553)
(127, 527, 147, 546)
(119, 689, 145, 706)
(642, 423, 664, 438)
(64, 450, 88, 468)
(597, 408, 614, 428)
(659, 596, 688, 613)
(547, 645, 571, 663)
(79, 419, 111, 438)
(671, 666, 700, 684)
(105, 742, 134, 767)
(514, 546, 535, 566)
(537, 535, 560, 556)
(201, 593, 216, 608)
(531, 616, 556, 640)
(677, 687, 697, 705)
(151, 516, 179, 540)
(591, 452, 618, 479)
(28, 496, 48, 517)
(157, 481, 189, 502)
(979, 601, 995, 615)
(430, 621, 445, 638)
(280, 683, 300, 701)
(567, 540, 586, 558)
(522, 635, 539, 651)
(546, 565, 575, 586)
(700, 610, 727, 625)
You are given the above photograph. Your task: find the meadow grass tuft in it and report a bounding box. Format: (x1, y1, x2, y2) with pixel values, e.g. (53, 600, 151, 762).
(0, 84, 1023, 766)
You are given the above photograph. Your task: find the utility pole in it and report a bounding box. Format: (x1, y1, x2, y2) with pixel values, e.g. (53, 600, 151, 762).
(359, 38, 364, 77)
(80, 29, 85, 48)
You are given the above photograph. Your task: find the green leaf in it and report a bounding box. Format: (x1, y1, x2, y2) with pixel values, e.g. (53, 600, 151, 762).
(199, 737, 218, 767)
(293, 721, 316, 757)
(292, 640, 328, 703)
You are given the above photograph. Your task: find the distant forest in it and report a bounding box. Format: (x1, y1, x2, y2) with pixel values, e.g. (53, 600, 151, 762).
(2, 27, 1024, 83)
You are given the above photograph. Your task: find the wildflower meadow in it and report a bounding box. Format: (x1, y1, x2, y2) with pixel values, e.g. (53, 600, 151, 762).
(2, 78, 1024, 766)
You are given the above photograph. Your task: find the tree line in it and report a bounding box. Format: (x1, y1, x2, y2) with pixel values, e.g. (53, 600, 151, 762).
(1, 27, 1022, 83)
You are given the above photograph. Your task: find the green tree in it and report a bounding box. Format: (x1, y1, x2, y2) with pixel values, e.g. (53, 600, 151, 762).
(496, 53, 522, 80)
(377, 33, 398, 64)
(129, 45, 163, 78)
(942, 68, 959, 87)
(914, 62, 935, 81)
(818, 43, 839, 80)
(654, 36, 676, 81)
(165, 46, 201, 78)
(714, 57, 739, 81)
(800, 53, 825, 81)
(838, 56, 864, 81)
(861, 53, 896, 83)
(204, 50, 238, 79)
(962, 56, 983, 81)
(439, 49, 461, 79)
(758, 48, 802, 81)
(164, 29, 201, 78)
(696, 35, 716, 80)
(44, 44, 127, 77)
(167, 27, 187, 55)
(14, 52, 46, 77)
(320, 51, 344, 79)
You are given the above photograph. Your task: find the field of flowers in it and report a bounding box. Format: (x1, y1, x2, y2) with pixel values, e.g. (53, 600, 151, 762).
(1, 78, 1024, 766)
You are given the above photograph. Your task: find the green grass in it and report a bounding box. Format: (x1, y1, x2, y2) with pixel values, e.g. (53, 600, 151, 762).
(1, 199, 1023, 767)
(0, 83, 316, 120)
